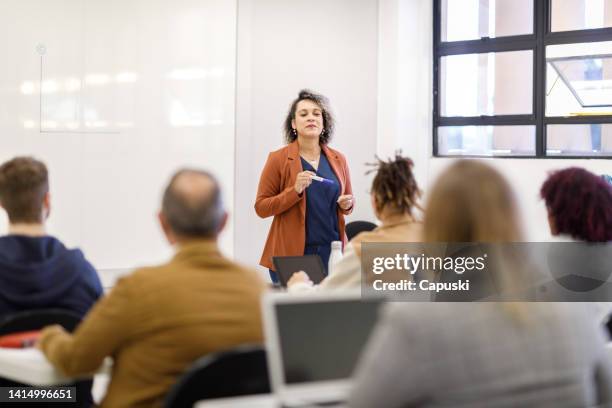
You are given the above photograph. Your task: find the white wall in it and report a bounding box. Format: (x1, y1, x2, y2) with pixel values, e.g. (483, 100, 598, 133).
(377, 0, 432, 205)
(0, 0, 236, 285)
(234, 0, 379, 273)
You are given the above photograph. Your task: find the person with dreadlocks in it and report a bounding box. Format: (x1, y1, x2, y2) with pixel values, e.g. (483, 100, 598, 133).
(287, 153, 423, 291)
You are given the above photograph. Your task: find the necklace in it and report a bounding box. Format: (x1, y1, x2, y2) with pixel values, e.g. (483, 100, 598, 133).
(300, 152, 320, 164)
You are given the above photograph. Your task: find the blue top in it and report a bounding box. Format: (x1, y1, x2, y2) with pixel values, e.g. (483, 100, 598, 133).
(0, 235, 103, 320)
(302, 154, 341, 248)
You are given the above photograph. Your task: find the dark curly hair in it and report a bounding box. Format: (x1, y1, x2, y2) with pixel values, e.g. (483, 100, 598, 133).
(366, 152, 421, 216)
(541, 167, 612, 242)
(283, 89, 334, 144)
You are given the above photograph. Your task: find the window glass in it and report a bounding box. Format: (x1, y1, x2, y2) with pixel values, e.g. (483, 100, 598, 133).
(441, 50, 533, 116)
(546, 41, 612, 116)
(547, 124, 612, 156)
(437, 125, 535, 156)
(441, 0, 533, 42)
(551, 0, 612, 32)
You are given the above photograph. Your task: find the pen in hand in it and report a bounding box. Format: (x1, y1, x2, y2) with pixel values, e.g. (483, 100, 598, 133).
(311, 175, 334, 185)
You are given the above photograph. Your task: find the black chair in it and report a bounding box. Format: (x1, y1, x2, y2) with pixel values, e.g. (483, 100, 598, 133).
(0, 309, 92, 408)
(164, 344, 270, 408)
(0, 309, 81, 335)
(345, 220, 377, 241)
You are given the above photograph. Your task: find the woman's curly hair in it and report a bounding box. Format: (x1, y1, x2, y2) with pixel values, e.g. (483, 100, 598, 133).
(283, 89, 334, 144)
(541, 167, 612, 242)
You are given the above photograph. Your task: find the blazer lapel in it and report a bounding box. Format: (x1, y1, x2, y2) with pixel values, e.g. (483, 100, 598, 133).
(287, 141, 306, 218)
(322, 144, 345, 194)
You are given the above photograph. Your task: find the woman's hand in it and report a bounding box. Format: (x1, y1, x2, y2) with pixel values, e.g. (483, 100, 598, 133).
(337, 194, 354, 210)
(287, 271, 313, 288)
(295, 171, 316, 194)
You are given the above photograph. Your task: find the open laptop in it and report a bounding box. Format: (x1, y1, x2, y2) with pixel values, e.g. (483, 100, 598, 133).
(262, 292, 384, 407)
(273, 255, 327, 287)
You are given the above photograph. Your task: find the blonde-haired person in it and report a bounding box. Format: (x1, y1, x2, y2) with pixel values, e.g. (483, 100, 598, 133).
(350, 160, 612, 408)
(287, 154, 423, 291)
(425, 159, 524, 301)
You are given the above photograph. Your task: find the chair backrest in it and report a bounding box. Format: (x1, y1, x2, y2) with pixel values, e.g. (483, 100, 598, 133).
(345, 220, 377, 241)
(164, 344, 270, 408)
(0, 309, 82, 335)
(0, 309, 92, 408)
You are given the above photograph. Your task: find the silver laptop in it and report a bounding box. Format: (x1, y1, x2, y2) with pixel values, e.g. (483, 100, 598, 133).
(262, 291, 384, 407)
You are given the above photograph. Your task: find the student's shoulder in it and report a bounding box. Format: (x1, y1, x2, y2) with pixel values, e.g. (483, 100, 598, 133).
(102, 264, 164, 292)
(382, 302, 458, 332)
(128, 264, 168, 281)
(544, 303, 602, 331)
(53, 243, 98, 276)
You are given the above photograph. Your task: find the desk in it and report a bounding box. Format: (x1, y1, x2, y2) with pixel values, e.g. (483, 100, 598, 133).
(0, 348, 111, 386)
(195, 394, 348, 408)
(196, 394, 279, 408)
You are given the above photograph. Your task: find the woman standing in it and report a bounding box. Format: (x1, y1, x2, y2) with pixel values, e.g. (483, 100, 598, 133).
(255, 90, 353, 282)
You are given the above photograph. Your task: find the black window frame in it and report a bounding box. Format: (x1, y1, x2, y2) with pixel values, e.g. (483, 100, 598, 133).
(433, 0, 612, 159)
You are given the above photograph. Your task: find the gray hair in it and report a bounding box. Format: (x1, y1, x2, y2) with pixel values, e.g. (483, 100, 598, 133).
(161, 169, 224, 238)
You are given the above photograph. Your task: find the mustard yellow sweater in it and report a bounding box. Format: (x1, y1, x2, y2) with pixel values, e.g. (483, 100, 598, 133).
(40, 240, 265, 408)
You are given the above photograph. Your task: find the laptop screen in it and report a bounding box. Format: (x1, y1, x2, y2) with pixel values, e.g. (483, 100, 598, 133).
(274, 298, 383, 385)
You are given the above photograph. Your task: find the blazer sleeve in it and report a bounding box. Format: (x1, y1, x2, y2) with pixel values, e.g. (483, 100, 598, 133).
(39, 276, 134, 377)
(254, 152, 302, 218)
(340, 154, 354, 215)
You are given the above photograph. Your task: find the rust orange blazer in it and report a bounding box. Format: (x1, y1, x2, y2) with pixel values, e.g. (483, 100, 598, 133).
(255, 140, 353, 270)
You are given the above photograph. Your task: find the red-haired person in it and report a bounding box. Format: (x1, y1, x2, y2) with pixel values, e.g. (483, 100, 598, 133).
(541, 167, 612, 327)
(541, 167, 612, 243)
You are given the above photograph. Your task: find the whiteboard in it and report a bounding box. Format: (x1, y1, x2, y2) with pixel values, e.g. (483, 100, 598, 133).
(0, 0, 236, 274)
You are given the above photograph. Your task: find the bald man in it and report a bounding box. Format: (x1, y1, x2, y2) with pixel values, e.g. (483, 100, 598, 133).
(39, 169, 265, 408)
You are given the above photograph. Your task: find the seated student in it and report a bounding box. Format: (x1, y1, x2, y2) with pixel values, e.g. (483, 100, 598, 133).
(0, 157, 102, 319)
(287, 154, 423, 291)
(38, 169, 266, 408)
(350, 161, 612, 408)
(541, 167, 612, 325)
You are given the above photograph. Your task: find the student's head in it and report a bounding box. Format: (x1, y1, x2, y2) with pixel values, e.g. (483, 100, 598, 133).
(0, 157, 50, 224)
(284, 89, 334, 144)
(541, 167, 612, 242)
(424, 160, 521, 242)
(367, 153, 421, 220)
(159, 169, 227, 244)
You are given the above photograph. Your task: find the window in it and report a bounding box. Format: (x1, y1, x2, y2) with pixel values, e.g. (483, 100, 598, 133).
(434, 0, 612, 158)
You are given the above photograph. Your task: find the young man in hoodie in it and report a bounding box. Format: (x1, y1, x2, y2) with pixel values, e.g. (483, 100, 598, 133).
(0, 157, 103, 319)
